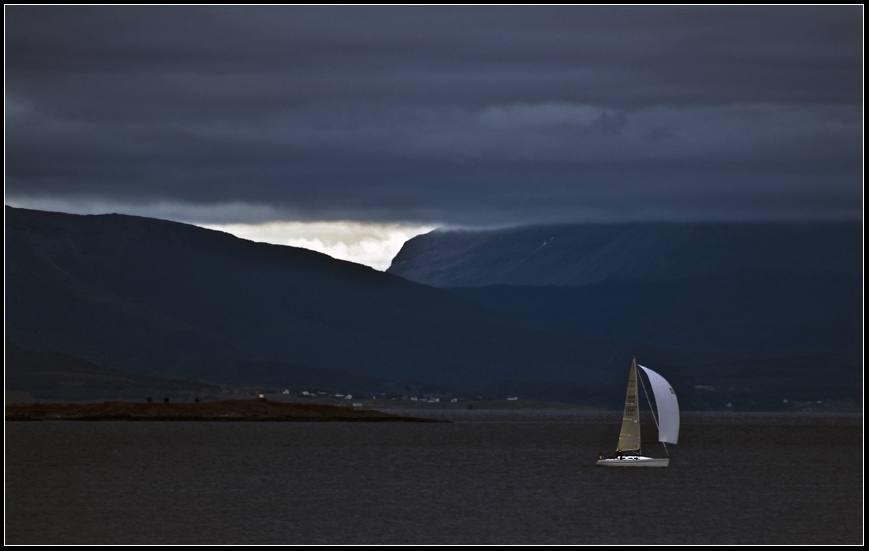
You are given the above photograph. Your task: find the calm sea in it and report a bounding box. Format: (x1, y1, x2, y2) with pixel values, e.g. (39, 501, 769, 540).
(5, 410, 863, 545)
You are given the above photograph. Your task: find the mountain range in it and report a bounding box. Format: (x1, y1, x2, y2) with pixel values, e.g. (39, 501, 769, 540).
(6, 207, 862, 409)
(388, 222, 861, 287)
(386, 222, 863, 409)
(388, 223, 862, 357)
(6, 206, 620, 404)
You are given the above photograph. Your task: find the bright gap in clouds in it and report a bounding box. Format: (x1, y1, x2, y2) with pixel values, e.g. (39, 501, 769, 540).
(198, 221, 437, 271)
(4, 196, 434, 271)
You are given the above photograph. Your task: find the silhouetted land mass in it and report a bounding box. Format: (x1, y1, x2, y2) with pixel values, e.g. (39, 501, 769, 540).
(388, 223, 861, 357)
(446, 274, 861, 358)
(385, 222, 862, 410)
(6, 206, 618, 404)
(5, 341, 225, 402)
(6, 207, 862, 410)
(5, 399, 446, 422)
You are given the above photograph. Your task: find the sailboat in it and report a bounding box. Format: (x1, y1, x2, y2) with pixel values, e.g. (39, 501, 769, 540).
(596, 358, 679, 467)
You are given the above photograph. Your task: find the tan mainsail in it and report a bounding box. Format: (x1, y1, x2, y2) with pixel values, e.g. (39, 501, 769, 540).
(616, 358, 641, 452)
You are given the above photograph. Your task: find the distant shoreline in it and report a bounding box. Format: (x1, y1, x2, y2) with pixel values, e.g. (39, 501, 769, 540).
(4, 399, 449, 423)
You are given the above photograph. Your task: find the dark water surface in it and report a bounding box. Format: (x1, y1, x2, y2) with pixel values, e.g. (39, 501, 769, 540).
(5, 410, 863, 544)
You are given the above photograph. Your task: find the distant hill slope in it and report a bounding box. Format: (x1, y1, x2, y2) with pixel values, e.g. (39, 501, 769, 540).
(5, 206, 625, 401)
(387, 221, 862, 358)
(3, 340, 395, 402)
(387, 222, 862, 287)
(447, 272, 862, 358)
(7, 208, 861, 410)
(5, 340, 224, 402)
(384, 221, 862, 409)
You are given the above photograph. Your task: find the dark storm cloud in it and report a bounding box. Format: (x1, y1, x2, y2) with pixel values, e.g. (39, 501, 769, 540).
(5, 6, 863, 225)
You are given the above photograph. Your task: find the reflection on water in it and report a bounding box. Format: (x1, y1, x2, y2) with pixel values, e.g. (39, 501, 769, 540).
(5, 411, 862, 544)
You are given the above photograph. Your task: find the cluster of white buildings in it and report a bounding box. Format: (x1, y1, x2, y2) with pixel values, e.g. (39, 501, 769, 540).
(298, 390, 354, 399)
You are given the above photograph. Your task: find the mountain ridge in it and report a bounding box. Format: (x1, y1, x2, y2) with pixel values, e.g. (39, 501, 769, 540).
(6, 207, 861, 410)
(5, 206, 620, 399)
(387, 221, 862, 287)
(384, 220, 862, 409)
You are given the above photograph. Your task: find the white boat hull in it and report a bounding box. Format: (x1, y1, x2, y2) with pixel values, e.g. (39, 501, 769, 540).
(596, 456, 669, 467)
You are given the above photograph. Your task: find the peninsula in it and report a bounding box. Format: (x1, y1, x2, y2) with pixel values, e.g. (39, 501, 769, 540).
(5, 399, 448, 422)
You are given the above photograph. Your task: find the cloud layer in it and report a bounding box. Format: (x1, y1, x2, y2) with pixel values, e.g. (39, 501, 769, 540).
(5, 6, 863, 226)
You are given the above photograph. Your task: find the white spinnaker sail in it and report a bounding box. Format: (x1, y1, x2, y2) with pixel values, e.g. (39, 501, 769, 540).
(638, 365, 680, 445)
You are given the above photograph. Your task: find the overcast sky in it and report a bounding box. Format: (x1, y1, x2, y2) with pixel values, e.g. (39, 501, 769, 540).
(5, 6, 863, 267)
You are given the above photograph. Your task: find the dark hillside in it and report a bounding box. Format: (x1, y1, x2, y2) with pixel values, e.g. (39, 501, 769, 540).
(4, 340, 223, 402)
(7, 207, 860, 410)
(5, 207, 611, 396)
(448, 271, 862, 358)
(386, 221, 862, 409)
